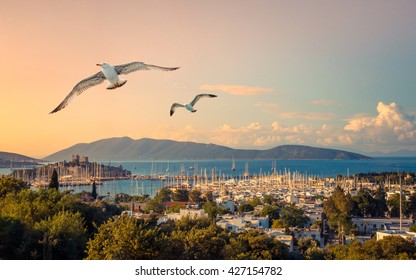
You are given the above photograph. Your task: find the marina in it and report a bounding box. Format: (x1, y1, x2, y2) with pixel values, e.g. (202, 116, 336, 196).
(3, 157, 413, 198)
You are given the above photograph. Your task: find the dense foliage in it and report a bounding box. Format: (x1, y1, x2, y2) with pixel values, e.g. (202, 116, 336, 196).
(1, 174, 416, 260)
(85, 215, 290, 260)
(0, 176, 121, 259)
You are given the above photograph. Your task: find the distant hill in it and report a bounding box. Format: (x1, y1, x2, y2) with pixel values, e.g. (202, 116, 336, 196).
(43, 137, 372, 162)
(0, 152, 42, 168)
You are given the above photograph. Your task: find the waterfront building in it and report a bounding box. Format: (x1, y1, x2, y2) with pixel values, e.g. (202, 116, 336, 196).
(265, 229, 294, 252)
(352, 217, 414, 234)
(376, 230, 416, 242)
(166, 208, 207, 221)
(216, 214, 270, 232)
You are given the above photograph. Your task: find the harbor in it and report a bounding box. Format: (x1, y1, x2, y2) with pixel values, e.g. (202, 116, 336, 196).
(3, 156, 415, 200)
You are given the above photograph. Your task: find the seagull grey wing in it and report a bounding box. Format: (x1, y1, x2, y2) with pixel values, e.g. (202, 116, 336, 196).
(189, 94, 217, 106)
(50, 71, 106, 114)
(114, 61, 179, 75)
(170, 103, 184, 116)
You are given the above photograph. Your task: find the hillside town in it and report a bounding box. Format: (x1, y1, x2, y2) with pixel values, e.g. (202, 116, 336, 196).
(2, 154, 416, 260)
(119, 169, 416, 256)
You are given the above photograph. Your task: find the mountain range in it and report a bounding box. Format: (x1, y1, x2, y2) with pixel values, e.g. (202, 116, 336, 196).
(42, 137, 372, 162)
(0, 152, 42, 168)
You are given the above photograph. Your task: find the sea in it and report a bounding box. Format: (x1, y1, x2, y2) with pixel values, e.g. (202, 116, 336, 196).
(1, 157, 415, 197)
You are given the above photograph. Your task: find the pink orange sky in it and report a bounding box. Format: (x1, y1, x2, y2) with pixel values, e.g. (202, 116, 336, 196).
(1, 0, 416, 158)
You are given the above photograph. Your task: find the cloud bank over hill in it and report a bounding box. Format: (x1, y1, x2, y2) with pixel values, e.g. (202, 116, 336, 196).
(150, 102, 416, 154)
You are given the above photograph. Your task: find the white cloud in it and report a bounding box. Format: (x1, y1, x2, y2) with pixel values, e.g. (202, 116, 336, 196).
(149, 102, 416, 152)
(199, 84, 273, 96)
(311, 99, 336, 106)
(277, 111, 336, 121)
(344, 102, 416, 146)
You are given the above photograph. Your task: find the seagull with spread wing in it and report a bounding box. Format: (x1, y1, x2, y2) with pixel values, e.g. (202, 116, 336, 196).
(170, 94, 217, 116)
(50, 61, 179, 113)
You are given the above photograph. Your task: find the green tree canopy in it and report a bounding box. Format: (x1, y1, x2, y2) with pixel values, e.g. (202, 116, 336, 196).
(351, 188, 377, 217)
(326, 236, 416, 260)
(0, 176, 28, 198)
(188, 189, 203, 204)
(388, 193, 411, 217)
(86, 215, 163, 260)
(145, 188, 172, 213)
(172, 189, 189, 202)
(91, 180, 97, 200)
(35, 211, 87, 260)
(279, 203, 309, 228)
(238, 203, 254, 214)
(323, 186, 354, 232)
(223, 230, 289, 260)
(0, 188, 121, 259)
(258, 204, 281, 221)
(48, 169, 59, 190)
(0, 216, 26, 259)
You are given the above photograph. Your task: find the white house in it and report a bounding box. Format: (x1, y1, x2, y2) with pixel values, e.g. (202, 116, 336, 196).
(265, 229, 294, 252)
(376, 230, 416, 242)
(216, 214, 270, 232)
(219, 200, 235, 214)
(167, 208, 207, 221)
(352, 218, 414, 234)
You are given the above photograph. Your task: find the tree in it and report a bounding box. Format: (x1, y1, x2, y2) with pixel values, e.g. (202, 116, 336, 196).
(325, 236, 416, 260)
(189, 189, 203, 204)
(351, 188, 377, 217)
(262, 195, 278, 205)
(91, 180, 97, 200)
(48, 169, 59, 190)
(86, 215, 163, 260)
(0, 175, 28, 198)
(408, 192, 416, 213)
(238, 203, 254, 214)
(373, 185, 388, 217)
(223, 230, 289, 260)
(259, 204, 281, 221)
(180, 224, 228, 259)
(201, 191, 214, 202)
(279, 204, 309, 228)
(172, 189, 189, 202)
(35, 211, 87, 260)
(202, 201, 228, 220)
(0, 187, 122, 259)
(297, 237, 324, 260)
(271, 219, 286, 229)
(145, 188, 172, 213)
(0, 216, 26, 259)
(323, 186, 354, 232)
(388, 193, 411, 217)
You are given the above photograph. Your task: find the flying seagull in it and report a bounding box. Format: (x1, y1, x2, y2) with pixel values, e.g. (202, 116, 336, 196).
(50, 61, 179, 113)
(170, 94, 217, 116)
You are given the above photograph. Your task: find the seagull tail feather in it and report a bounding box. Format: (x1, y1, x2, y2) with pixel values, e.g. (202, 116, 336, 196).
(106, 80, 127, 90)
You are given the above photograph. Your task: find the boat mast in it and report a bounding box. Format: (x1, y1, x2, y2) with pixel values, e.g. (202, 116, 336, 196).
(399, 171, 402, 230)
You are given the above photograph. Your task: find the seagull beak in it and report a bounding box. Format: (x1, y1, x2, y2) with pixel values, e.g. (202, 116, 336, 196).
(96, 63, 102, 66)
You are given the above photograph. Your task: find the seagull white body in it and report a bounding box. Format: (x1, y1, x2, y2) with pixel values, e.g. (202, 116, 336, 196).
(99, 63, 127, 89)
(170, 94, 217, 116)
(50, 61, 179, 113)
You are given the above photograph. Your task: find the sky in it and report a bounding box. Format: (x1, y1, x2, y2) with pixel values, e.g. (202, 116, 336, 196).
(1, 0, 416, 158)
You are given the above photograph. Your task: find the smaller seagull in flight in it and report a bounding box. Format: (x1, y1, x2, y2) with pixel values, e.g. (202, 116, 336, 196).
(170, 94, 217, 116)
(50, 61, 179, 114)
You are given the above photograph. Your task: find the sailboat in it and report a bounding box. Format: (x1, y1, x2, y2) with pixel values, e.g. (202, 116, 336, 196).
(231, 156, 236, 171)
(244, 161, 249, 178)
(271, 160, 276, 173)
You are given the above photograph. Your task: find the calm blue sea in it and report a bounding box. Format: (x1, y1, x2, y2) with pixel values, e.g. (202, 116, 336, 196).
(2, 158, 415, 197)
